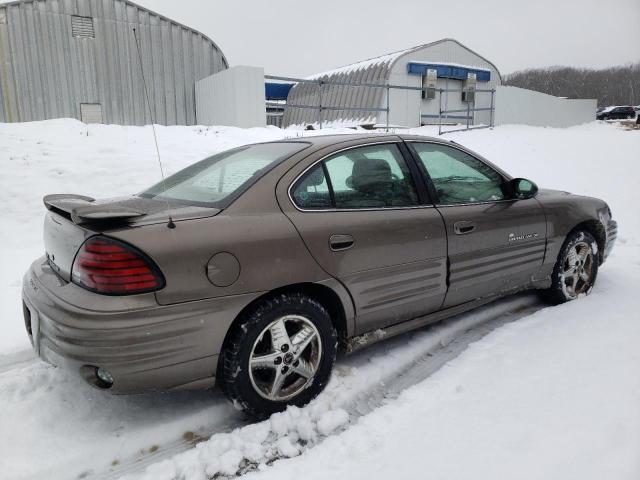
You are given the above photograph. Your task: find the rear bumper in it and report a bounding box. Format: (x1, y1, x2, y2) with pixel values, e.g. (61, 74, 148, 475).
(22, 257, 261, 393)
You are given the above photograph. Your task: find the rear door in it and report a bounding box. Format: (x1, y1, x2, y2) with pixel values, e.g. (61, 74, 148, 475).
(408, 141, 547, 308)
(278, 140, 447, 334)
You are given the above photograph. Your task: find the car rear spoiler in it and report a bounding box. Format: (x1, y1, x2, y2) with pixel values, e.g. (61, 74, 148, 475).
(43, 194, 146, 225)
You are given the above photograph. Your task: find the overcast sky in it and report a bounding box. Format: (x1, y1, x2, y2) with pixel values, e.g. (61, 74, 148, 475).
(132, 0, 640, 77)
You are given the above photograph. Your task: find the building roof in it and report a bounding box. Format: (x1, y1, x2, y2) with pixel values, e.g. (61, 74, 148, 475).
(307, 38, 501, 82)
(0, 0, 228, 68)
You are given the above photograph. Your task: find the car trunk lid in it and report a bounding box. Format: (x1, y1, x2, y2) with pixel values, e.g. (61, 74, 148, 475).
(43, 194, 220, 282)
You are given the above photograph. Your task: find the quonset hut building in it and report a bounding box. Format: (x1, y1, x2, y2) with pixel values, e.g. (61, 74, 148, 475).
(0, 0, 228, 125)
(282, 38, 502, 128)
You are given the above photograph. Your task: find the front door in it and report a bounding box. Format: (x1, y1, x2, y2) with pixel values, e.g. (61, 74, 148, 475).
(280, 141, 448, 334)
(408, 141, 547, 308)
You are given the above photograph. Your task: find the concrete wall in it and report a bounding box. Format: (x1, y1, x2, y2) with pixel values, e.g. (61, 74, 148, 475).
(494, 86, 596, 127)
(196, 66, 266, 128)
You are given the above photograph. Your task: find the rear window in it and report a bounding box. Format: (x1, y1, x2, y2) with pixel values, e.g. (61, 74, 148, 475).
(140, 142, 309, 208)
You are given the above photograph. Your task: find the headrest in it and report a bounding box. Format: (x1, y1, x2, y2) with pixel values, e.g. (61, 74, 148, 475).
(351, 158, 392, 192)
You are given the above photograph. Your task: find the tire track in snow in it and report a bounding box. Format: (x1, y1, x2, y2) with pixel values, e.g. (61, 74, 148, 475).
(89, 416, 253, 480)
(345, 298, 543, 418)
(86, 293, 545, 480)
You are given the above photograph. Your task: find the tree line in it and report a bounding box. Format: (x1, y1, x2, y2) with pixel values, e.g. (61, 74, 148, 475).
(504, 63, 640, 107)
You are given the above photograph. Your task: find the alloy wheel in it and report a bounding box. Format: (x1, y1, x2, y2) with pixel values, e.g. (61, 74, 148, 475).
(560, 241, 595, 298)
(248, 315, 322, 401)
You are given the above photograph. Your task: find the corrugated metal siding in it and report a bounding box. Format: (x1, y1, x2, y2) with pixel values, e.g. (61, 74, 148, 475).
(0, 0, 227, 125)
(283, 60, 392, 127)
(283, 39, 501, 128)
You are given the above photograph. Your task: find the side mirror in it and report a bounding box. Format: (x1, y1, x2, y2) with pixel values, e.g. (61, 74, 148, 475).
(509, 178, 538, 200)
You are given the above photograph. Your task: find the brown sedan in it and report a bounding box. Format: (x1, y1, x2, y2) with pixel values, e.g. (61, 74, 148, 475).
(22, 134, 617, 416)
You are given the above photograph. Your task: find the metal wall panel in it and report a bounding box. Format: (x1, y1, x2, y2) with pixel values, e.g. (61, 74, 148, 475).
(494, 86, 596, 127)
(0, 0, 228, 125)
(195, 65, 266, 128)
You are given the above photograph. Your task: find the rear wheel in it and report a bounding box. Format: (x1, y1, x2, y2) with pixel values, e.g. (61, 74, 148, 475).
(219, 293, 337, 418)
(543, 230, 599, 304)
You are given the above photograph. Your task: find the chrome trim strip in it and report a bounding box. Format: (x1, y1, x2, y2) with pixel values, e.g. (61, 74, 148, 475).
(435, 199, 519, 207)
(292, 205, 436, 213)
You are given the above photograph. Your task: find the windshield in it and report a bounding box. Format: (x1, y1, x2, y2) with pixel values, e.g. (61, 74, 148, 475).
(140, 142, 309, 207)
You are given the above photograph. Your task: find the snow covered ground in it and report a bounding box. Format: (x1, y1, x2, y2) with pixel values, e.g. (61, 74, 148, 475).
(239, 258, 640, 480)
(1, 120, 639, 479)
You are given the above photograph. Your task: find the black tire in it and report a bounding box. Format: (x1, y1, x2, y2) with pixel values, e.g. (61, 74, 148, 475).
(542, 230, 599, 305)
(218, 293, 337, 418)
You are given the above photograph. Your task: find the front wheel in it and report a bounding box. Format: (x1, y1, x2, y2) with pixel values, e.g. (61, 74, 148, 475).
(543, 230, 599, 304)
(218, 293, 337, 418)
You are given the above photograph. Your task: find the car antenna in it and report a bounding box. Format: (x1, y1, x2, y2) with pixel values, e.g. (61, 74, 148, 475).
(132, 27, 176, 230)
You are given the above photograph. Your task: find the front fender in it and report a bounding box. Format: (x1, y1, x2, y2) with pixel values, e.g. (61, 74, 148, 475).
(535, 189, 612, 281)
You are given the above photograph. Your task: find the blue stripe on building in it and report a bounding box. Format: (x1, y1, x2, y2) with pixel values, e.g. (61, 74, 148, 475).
(406, 63, 491, 82)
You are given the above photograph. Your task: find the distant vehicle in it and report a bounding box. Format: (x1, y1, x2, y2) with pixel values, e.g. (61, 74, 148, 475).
(596, 106, 635, 120)
(22, 134, 617, 417)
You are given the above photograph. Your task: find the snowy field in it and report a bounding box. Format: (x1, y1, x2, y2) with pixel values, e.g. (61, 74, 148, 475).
(1, 120, 639, 479)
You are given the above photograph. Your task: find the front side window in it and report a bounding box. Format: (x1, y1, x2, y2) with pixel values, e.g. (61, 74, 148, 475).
(141, 142, 308, 208)
(411, 143, 505, 205)
(291, 144, 419, 209)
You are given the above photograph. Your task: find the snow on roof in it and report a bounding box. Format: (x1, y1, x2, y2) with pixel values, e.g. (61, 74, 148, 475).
(305, 39, 498, 81)
(306, 49, 408, 80)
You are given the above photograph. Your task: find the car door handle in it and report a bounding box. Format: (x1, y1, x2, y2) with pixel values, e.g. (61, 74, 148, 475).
(329, 234, 355, 251)
(454, 221, 476, 235)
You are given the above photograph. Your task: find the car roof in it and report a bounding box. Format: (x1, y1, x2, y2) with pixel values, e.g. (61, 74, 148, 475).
(270, 132, 448, 148)
(601, 105, 633, 112)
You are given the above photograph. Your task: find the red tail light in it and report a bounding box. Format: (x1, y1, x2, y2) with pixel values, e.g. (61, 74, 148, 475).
(71, 236, 165, 295)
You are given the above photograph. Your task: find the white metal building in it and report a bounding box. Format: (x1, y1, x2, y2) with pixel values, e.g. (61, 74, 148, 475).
(0, 0, 228, 125)
(282, 38, 502, 128)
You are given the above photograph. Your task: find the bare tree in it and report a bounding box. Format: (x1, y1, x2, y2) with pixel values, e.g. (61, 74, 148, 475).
(504, 63, 640, 107)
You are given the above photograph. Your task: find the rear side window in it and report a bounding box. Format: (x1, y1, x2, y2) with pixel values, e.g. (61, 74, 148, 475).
(290, 165, 332, 209)
(291, 144, 419, 209)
